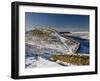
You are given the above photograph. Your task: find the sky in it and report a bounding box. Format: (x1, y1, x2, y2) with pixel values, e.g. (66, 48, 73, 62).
(25, 12, 89, 32)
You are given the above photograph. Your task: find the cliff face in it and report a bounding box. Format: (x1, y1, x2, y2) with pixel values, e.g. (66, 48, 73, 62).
(25, 27, 80, 54)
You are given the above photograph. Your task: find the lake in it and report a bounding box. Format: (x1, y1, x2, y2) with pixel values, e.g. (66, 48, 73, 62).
(64, 36, 89, 54)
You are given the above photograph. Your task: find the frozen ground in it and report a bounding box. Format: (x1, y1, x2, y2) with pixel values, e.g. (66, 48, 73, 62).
(66, 32, 89, 39)
(25, 29, 89, 68)
(26, 56, 62, 68)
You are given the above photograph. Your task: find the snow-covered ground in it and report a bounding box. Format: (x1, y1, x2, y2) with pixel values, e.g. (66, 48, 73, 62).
(26, 56, 62, 68)
(26, 28, 80, 54)
(66, 32, 89, 39)
(25, 28, 89, 68)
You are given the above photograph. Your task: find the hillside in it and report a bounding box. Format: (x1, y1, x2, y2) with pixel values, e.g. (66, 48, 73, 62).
(25, 27, 80, 54)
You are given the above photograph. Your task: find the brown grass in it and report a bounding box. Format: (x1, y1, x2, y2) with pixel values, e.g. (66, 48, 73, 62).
(51, 54, 89, 65)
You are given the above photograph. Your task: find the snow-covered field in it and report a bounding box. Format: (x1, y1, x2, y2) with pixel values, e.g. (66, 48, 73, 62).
(66, 32, 89, 39)
(26, 56, 62, 68)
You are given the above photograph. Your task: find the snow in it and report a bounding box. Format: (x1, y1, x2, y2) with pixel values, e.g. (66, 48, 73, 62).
(26, 31, 80, 55)
(25, 57, 37, 68)
(67, 32, 89, 39)
(25, 28, 85, 68)
(26, 56, 62, 68)
(26, 28, 81, 54)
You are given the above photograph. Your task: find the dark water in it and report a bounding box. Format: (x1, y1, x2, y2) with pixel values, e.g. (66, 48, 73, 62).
(65, 36, 89, 54)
